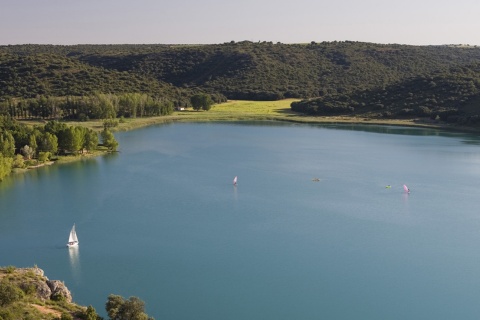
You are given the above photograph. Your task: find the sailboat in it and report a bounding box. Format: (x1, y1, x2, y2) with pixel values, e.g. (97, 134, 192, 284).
(67, 224, 79, 248)
(233, 176, 237, 186)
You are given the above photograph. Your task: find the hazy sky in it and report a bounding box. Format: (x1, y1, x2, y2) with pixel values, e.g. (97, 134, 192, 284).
(1, 0, 479, 46)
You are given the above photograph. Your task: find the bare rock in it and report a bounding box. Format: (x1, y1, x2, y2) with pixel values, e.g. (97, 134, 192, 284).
(47, 280, 73, 303)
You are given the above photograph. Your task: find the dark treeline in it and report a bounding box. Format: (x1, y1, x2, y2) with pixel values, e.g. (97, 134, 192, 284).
(292, 63, 480, 126)
(0, 93, 177, 120)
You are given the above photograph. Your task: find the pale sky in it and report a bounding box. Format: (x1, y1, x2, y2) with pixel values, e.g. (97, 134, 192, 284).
(1, 0, 479, 46)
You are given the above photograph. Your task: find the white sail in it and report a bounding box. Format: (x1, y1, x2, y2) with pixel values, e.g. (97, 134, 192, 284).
(233, 176, 237, 185)
(67, 224, 79, 247)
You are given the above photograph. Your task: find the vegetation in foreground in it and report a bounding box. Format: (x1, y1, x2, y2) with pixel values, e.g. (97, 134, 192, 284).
(0, 266, 154, 320)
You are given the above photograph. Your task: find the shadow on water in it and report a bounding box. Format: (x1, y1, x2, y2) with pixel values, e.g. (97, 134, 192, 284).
(102, 152, 120, 164)
(322, 123, 480, 145)
(189, 120, 480, 143)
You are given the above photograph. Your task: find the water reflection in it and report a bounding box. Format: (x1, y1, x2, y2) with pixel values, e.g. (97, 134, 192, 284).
(402, 192, 410, 214)
(68, 246, 81, 284)
(101, 152, 120, 164)
(233, 184, 238, 203)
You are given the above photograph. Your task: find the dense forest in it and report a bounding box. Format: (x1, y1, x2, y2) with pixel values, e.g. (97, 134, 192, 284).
(1, 41, 480, 124)
(292, 64, 480, 125)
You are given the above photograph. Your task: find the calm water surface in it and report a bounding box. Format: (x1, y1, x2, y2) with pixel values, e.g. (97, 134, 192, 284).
(1, 122, 480, 319)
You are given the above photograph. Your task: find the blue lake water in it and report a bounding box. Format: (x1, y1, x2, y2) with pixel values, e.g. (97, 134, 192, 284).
(1, 121, 480, 319)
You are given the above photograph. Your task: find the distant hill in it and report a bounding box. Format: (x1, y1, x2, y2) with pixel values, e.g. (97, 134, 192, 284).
(1, 41, 480, 125)
(291, 63, 480, 126)
(0, 51, 191, 103)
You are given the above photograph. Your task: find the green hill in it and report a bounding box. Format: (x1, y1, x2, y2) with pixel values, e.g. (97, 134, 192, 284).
(2, 41, 480, 126)
(291, 63, 480, 126)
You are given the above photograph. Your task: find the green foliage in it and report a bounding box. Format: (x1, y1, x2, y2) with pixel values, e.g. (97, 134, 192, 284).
(84, 129, 99, 152)
(104, 118, 119, 129)
(0, 279, 24, 306)
(28, 134, 38, 156)
(190, 93, 214, 111)
(12, 154, 25, 169)
(291, 64, 480, 126)
(105, 294, 153, 320)
(42, 132, 58, 154)
(85, 305, 101, 320)
(3, 42, 480, 104)
(61, 313, 73, 320)
(0, 131, 15, 158)
(3, 42, 480, 125)
(101, 129, 118, 152)
(105, 294, 124, 320)
(0, 153, 13, 181)
(5, 266, 16, 274)
(38, 151, 51, 163)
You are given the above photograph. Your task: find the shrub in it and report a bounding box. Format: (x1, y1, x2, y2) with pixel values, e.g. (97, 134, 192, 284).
(5, 266, 16, 274)
(0, 280, 24, 306)
(38, 152, 51, 163)
(61, 313, 73, 320)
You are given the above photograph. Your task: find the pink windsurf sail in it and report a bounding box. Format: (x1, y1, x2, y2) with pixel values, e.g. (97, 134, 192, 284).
(403, 184, 410, 193)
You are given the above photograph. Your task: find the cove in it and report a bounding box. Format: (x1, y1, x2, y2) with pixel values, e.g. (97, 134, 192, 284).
(1, 121, 480, 320)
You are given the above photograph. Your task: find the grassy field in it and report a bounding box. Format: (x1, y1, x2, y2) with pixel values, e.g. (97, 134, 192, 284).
(111, 99, 446, 131)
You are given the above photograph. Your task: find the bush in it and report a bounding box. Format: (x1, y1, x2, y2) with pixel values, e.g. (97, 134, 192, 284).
(38, 152, 51, 163)
(0, 280, 25, 306)
(5, 266, 16, 274)
(12, 155, 25, 169)
(61, 313, 73, 320)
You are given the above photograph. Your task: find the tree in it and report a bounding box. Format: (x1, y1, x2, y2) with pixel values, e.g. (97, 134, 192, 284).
(84, 129, 99, 152)
(38, 132, 58, 155)
(28, 134, 38, 157)
(69, 127, 85, 153)
(85, 305, 101, 320)
(0, 153, 13, 181)
(105, 294, 154, 320)
(190, 93, 214, 111)
(12, 154, 25, 168)
(20, 145, 35, 160)
(38, 151, 51, 163)
(106, 294, 124, 320)
(44, 120, 68, 136)
(101, 129, 118, 152)
(0, 131, 15, 158)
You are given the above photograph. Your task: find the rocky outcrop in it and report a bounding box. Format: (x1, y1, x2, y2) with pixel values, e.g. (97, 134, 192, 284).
(1, 266, 72, 303)
(15, 266, 44, 277)
(47, 280, 72, 303)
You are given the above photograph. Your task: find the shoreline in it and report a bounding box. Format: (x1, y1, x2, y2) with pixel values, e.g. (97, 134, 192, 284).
(19, 99, 479, 134)
(11, 100, 480, 180)
(98, 99, 478, 134)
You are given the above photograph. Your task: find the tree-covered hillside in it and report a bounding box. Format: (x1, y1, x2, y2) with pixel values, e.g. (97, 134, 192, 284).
(2, 41, 480, 124)
(0, 52, 191, 103)
(291, 63, 480, 126)
(3, 41, 480, 100)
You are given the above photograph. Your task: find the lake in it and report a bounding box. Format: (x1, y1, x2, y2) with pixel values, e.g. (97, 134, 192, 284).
(1, 121, 480, 319)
